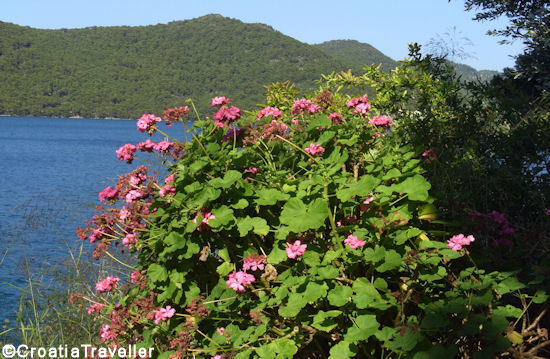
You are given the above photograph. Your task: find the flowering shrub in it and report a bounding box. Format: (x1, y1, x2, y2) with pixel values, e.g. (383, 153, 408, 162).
(79, 91, 537, 358)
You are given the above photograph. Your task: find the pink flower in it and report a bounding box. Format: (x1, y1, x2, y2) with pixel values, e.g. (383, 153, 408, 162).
(137, 139, 156, 152)
(122, 232, 138, 246)
(344, 235, 366, 249)
(193, 211, 216, 231)
(154, 306, 176, 324)
(353, 102, 372, 115)
(347, 95, 369, 109)
(285, 240, 307, 259)
(328, 112, 343, 124)
(100, 324, 117, 342)
(153, 140, 173, 153)
(87, 303, 104, 315)
(212, 96, 230, 107)
(226, 271, 255, 292)
(363, 196, 375, 205)
(291, 98, 321, 115)
(130, 173, 147, 186)
(369, 115, 393, 129)
(95, 276, 121, 293)
(242, 254, 266, 271)
(546, 208, 550, 216)
(213, 106, 242, 127)
(164, 174, 175, 184)
(130, 270, 142, 284)
(116, 144, 137, 163)
(137, 114, 161, 134)
(257, 106, 282, 120)
(125, 189, 144, 204)
(216, 327, 225, 336)
(119, 207, 131, 221)
(447, 234, 475, 251)
(98, 186, 118, 203)
(211, 356, 222, 359)
(261, 120, 288, 140)
(243, 167, 259, 176)
(159, 184, 176, 197)
(304, 143, 325, 157)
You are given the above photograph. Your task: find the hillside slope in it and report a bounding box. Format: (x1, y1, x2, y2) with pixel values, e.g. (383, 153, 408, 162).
(314, 40, 398, 72)
(0, 15, 353, 118)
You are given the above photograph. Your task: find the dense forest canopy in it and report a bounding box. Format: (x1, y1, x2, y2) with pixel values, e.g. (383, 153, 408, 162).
(0, 14, 497, 119)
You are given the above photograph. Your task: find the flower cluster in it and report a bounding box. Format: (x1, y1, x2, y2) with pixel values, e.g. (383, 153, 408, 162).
(98, 186, 118, 203)
(344, 234, 366, 249)
(137, 114, 161, 135)
(291, 98, 321, 115)
(116, 143, 137, 163)
(304, 143, 325, 157)
(213, 106, 242, 128)
(211, 96, 230, 107)
(369, 115, 393, 129)
(96, 276, 121, 293)
(87, 303, 104, 315)
(242, 254, 266, 271)
(226, 271, 255, 292)
(447, 234, 475, 251)
(347, 95, 371, 115)
(286, 240, 307, 259)
(154, 306, 176, 324)
(257, 106, 282, 120)
(162, 106, 189, 126)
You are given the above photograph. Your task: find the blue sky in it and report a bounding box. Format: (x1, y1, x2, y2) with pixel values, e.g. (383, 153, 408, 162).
(1, 0, 524, 71)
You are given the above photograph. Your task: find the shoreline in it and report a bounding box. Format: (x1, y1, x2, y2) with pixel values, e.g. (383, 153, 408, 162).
(0, 114, 133, 121)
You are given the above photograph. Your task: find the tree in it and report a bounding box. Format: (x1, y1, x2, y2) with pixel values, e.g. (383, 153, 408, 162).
(459, 0, 550, 96)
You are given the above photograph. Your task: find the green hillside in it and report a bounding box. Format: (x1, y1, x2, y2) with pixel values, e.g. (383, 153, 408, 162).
(0, 16, 500, 119)
(0, 15, 353, 119)
(315, 39, 499, 82)
(314, 39, 398, 72)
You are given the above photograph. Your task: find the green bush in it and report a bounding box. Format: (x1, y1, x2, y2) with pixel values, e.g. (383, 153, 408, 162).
(80, 87, 542, 358)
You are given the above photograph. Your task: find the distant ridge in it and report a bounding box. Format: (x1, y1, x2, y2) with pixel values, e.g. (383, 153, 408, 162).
(314, 40, 397, 72)
(0, 15, 498, 119)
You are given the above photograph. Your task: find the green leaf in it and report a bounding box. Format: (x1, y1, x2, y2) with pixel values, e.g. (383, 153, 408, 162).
(533, 290, 549, 304)
(497, 277, 526, 294)
(255, 188, 290, 206)
(279, 293, 308, 317)
(312, 310, 342, 332)
(216, 262, 234, 276)
(268, 241, 287, 264)
(328, 286, 353, 307)
(338, 135, 359, 146)
(303, 282, 328, 303)
(376, 250, 403, 272)
(147, 264, 168, 283)
(256, 339, 297, 359)
(231, 198, 249, 209)
(329, 341, 357, 359)
(209, 206, 235, 229)
(336, 175, 380, 202)
(344, 314, 379, 342)
(392, 174, 431, 201)
(208, 170, 242, 188)
(237, 216, 270, 236)
(307, 115, 331, 131)
(280, 198, 329, 233)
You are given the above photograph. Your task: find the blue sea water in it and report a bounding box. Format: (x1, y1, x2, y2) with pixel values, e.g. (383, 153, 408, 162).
(0, 116, 188, 324)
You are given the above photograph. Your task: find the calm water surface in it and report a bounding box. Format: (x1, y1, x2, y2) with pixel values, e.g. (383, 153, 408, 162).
(0, 116, 187, 323)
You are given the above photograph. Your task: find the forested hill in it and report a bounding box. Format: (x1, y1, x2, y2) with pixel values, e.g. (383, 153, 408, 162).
(314, 40, 398, 72)
(318, 39, 499, 82)
(0, 15, 353, 119)
(0, 15, 499, 119)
